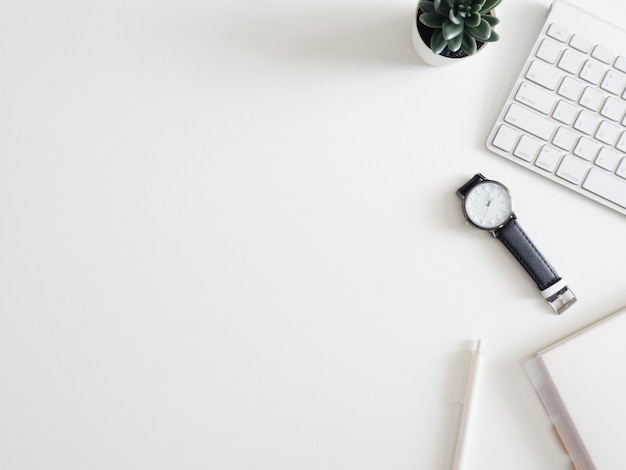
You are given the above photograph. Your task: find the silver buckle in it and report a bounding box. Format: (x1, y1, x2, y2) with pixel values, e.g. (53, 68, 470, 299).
(548, 288, 577, 314)
(542, 280, 577, 314)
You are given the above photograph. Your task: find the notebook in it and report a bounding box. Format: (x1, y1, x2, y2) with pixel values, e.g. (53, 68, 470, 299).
(526, 306, 626, 470)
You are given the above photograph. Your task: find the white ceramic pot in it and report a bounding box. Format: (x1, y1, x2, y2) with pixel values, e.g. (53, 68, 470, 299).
(411, 7, 460, 66)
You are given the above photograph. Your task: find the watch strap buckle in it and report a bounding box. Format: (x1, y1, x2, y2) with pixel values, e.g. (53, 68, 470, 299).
(541, 279, 577, 315)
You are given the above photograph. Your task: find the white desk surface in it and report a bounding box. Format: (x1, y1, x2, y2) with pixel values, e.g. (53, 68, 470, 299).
(2, 0, 625, 468)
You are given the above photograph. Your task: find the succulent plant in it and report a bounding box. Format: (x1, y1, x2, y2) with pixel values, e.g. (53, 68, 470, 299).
(418, 0, 502, 56)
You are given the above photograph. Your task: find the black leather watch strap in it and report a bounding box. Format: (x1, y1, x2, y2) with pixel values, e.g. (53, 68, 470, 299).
(456, 173, 486, 198)
(495, 219, 576, 314)
(495, 219, 559, 290)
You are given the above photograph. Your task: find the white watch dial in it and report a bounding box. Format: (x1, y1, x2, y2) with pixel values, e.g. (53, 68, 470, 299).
(464, 181, 513, 229)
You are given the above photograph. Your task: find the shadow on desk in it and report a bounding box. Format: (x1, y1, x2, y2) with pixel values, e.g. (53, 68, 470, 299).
(186, 5, 420, 67)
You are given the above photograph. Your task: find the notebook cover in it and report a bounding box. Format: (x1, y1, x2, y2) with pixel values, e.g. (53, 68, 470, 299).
(526, 306, 626, 470)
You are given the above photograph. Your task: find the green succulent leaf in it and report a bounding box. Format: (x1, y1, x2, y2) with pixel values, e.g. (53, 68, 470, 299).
(420, 12, 446, 28)
(461, 31, 477, 54)
(465, 12, 481, 27)
(482, 29, 500, 42)
(449, 9, 462, 25)
(418, 0, 436, 14)
(467, 18, 492, 41)
(430, 29, 447, 54)
(442, 19, 464, 40)
(447, 33, 463, 52)
(434, 0, 452, 15)
(419, 0, 502, 48)
(479, 0, 503, 14)
(482, 15, 500, 26)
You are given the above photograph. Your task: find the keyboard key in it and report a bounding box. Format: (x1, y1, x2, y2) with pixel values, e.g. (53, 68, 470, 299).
(617, 158, 626, 179)
(553, 100, 577, 124)
(553, 127, 578, 150)
(583, 168, 626, 208)
(579, 87, 604, 111)
(595, 121, 620, 145)
(526, 60, 562, 90)
(558, 76, 584, 101)
(492, 125, 519, 152)
(573, 137, 600, 161)
(615, 56, 626, 73)
(535, 146, 562, 172)
(514, 135, 541, 162)
(558, 49, 585, 74)
(592, 45, 614, 64)
(600, 69, 626, 95)
(616, 132, 626, 153)
(600, 97, 626, 122)
(574, 111, 600, 135)
(504, 104, 556, 140)
(547, 23, 569, 42)
(569, 35, 592, 53)
(595, 147, 620, 171)
(556, 155, 590, 184)
(580, 59, 606, 84)
(536, 39, 561, 64)
(515, 82, 556, 114)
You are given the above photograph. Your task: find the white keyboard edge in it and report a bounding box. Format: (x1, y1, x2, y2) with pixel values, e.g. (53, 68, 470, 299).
(486, 0, 626, 217)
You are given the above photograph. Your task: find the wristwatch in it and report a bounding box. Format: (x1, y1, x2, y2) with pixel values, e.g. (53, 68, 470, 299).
(456, 173, 577, 314)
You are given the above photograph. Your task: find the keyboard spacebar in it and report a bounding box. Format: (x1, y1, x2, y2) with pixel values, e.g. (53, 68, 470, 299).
(504, 104, 555, 140)
(582, 168, 626, 209)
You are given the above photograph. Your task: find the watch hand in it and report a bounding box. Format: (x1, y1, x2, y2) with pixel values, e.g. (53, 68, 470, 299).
(482, 199, 492, 218)
(482, 197, 495, 220)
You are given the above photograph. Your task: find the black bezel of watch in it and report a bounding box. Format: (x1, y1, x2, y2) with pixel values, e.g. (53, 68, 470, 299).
(457, 173, 577, 314)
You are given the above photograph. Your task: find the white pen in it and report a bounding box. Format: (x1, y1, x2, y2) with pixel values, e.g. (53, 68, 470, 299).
(451, 339, 485, 470)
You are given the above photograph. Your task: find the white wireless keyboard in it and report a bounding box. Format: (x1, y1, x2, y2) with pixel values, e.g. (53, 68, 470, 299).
(487, 0, 626, 216)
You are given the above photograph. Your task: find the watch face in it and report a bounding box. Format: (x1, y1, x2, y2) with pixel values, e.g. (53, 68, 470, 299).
(464, 181, 513, 230)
